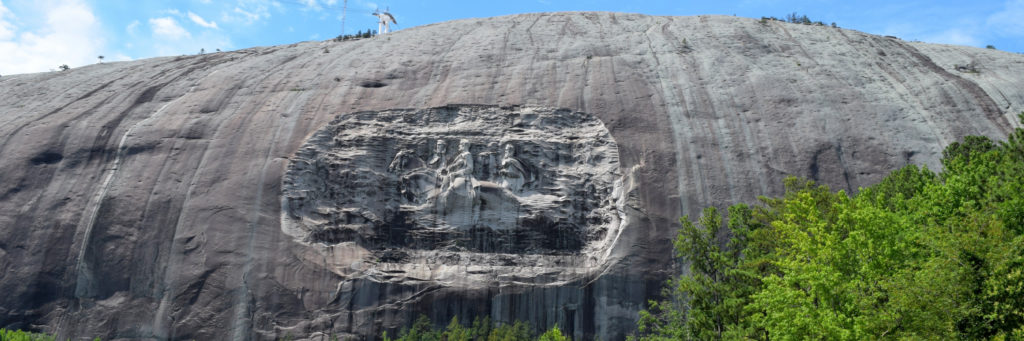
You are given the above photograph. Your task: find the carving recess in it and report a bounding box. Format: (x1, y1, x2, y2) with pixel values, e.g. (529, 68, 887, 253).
(282, 106, 626, 274)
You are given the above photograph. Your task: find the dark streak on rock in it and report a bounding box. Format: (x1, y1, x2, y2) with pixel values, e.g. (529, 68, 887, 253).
(359, 80, 388, 88)
(30, 152, 64, 165)
(898, 43, 1012, 134)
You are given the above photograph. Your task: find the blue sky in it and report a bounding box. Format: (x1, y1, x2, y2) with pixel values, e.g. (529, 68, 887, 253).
(1, 0, 1022, 75)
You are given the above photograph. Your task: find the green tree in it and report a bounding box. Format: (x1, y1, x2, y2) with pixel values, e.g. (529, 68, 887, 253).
(442, 316, 470, 341)
(538, 325, 567, 341)
(941, 135, 996, 171)
(390, 315, 440, 341)
(636, 113, 1024, 339)
(487, 321, 532, 341)
(0, 329, 58, 341)
(469, 316, 494, 340)
(384, 315, 544, 341)
(635, 203, 777, 340)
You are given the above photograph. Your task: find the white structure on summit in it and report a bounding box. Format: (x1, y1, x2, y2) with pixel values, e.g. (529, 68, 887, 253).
(373, 7, 397, 35)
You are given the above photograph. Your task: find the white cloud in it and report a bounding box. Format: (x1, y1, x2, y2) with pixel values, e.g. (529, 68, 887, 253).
(232, 7, 260, 23)
(149, 17, 190, 40)
(0, 0, 106, 75)
(147, 14, 231, 57)
(878, 15, 985, 48)
(222, 0, 273, 24)
(126, 20, 140, 35)
(188, 11, 218, 29)
(885, 0, 1024, 49)
(0, 1, 15, 40)
(923, 28, 981, 47)
(111, 53, 132, 62)
(299, 0, 337, 10)
(987, 0, 1024, 37)
(149, 29, 232, 57)
(878, 23, 915, 39)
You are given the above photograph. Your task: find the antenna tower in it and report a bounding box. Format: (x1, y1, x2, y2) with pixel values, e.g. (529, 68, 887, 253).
(373, 6, 397, 35)
(340, 0, 347, 36)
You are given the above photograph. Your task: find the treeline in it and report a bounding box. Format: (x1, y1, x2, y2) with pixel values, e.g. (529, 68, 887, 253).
(635, 114, 1024, 340)
(335, 29, 378, 41)
(760, 12, 833, 27)
(382, 315, 569, 341)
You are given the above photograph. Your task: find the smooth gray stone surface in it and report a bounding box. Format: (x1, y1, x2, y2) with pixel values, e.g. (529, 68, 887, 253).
(0, 12, 1021, 340)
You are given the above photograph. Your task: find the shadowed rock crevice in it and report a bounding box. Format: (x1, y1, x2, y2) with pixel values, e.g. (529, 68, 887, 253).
(359, 80, 388, 88)
(29, 151, 63, 165)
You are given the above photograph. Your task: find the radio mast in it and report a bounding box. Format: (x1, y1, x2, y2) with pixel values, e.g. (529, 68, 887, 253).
(340, 0, 347, 36)
(373, 6, 397, 35)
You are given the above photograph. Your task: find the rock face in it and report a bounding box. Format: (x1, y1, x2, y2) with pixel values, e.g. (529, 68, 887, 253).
(0, 12, 1022, 340)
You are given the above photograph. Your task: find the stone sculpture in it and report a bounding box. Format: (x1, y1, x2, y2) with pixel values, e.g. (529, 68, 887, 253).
(282, 106, 625, 259)
(499, 143, 531, 192)
(436, 139, 479, 223)
(388, 149, 422, 173)
(429, 140, 447, 169)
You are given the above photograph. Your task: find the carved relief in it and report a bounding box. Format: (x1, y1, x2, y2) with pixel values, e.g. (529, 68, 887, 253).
(282, 106, 622, 256)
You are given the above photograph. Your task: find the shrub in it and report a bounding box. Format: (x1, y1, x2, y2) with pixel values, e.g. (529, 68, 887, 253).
(0, 328, 57, 341)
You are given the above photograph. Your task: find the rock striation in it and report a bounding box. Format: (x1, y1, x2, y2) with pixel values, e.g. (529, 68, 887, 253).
(0, 12, 1023, 340)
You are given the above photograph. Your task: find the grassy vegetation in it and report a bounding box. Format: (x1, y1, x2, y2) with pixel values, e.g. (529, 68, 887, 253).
(0, 329, 100, 341)
(1, 329, 54, 341)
